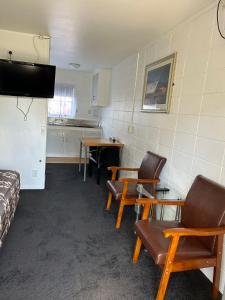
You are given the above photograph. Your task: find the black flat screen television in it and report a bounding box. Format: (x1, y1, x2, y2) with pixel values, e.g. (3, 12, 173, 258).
(0, 59, 56, 98)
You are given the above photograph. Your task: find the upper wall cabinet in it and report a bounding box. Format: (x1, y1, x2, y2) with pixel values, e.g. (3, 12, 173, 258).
(91, 68, 111, 106)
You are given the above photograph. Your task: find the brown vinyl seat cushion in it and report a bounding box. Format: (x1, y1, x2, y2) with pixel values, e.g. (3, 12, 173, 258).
(135, 220, 212, 265)
(135, 175, 225, 266)
(107, 151, 167, 201)
(106, 180, 138, 201)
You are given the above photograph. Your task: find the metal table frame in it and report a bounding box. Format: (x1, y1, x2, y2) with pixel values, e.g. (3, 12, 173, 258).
(136, 184, 183, 221)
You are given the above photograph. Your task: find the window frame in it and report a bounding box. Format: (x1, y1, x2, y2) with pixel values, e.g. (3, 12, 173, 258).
(48, 84, 76, 119)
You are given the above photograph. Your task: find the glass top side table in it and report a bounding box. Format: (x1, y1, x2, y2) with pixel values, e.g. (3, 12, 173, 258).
(136, 183, 184, 221)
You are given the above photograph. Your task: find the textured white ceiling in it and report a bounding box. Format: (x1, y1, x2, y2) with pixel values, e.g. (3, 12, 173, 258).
(0, 0, 215, 70)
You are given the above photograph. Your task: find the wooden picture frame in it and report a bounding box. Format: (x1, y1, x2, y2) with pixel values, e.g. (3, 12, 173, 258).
(141, 53, 176, 113)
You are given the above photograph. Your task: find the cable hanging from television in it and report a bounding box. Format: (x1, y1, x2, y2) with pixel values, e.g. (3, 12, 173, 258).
(32, 35, 50, 63)
(16, 97, 34, 121)
(33, 36, 40, 63)
(217, 0, 225, 39)
(8, 51, 13, 61)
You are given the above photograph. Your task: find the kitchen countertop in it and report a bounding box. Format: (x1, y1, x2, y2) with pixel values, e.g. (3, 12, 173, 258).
(47, 124, 102, 131)
(47, 118, 101, 129)
(48, 123, 101, 129)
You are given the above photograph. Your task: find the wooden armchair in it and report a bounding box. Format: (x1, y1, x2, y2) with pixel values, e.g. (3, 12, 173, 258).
(106, 151, 166, 229)
(133, 175, 225, 300)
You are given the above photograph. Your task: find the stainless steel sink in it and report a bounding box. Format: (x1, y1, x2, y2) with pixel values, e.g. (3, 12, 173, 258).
(48, 118, 100, 128)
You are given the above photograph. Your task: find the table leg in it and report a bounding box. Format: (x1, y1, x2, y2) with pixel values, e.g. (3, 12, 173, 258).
(84, 146, 87, 182)
(178, 205, 181, 221)
(175, 202, 182, 221)
(160, 205, 164, 220)
(135, 184, 143, 223)
(149, 205, 154, 220)
(160, 191, 166, 220)
(79, 140, 82, 172)
(175, 206, 179, 221)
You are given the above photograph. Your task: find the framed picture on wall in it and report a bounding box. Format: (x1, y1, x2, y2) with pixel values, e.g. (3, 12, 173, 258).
(141, 53, 177, 113)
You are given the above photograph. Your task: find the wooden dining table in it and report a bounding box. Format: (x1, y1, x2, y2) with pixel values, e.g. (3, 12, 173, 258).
(79, 138, 124, 181)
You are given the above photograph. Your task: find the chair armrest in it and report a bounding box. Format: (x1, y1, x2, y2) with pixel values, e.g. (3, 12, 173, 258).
(136, 198, 158, 205)
(136, 198, 185, 206)
(135, 198, 158, 220)
(107, 167, 139, 181)
(119, 178, 159, 184)
(164, 226, 225, 238)
(107, 166, 140, 172)
(156, 200, 186, 206)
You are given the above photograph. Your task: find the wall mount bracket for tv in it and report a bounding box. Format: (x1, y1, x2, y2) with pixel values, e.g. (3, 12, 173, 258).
(8, 50, 13, 61)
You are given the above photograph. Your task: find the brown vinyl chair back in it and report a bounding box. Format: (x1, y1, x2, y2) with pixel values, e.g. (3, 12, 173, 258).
(138, 151, 167, 194)
(138, 151, 167, 179)
(182, 175, 225, 253)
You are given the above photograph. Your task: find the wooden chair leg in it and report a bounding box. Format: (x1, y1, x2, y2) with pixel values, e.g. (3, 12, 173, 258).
(133, 237, 142, 263)
(212, 267, 220, 300)
(156, 236, 179, 300)
(106, 192, 112, 210)
(156, 267, 172, 300)
(212, 235, 223, 299)
(115, 202, 125, 229)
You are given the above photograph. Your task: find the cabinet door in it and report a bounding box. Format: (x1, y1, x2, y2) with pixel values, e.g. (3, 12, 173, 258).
(91, 69, 111, 106)
(64, 130, 81, 157)
(91, 73, 98, 105)
(46, 128, 64, 157)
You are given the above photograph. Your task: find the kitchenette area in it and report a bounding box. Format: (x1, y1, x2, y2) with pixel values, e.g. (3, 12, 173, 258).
(46, 67, 111, 163)
(46, 118, 102, 162)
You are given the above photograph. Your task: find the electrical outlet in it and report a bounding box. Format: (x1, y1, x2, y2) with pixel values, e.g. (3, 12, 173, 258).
(32, 170, 38, 178)
(128, 125, 134, 134)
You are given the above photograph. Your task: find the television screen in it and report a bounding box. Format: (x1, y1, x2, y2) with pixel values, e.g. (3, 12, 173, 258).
(0, 59, 56, 98)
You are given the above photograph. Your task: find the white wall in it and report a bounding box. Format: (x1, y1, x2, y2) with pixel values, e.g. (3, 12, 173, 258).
(0, 29, 50, 189)
(101, 3, 225, 293)
(55, 68, 99, 119)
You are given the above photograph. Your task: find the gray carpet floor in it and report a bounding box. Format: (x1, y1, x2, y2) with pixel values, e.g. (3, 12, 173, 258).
(0, 164, 220, 300)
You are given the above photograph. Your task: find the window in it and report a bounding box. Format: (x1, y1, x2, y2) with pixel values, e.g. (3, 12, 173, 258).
(48, 84, 76, 118)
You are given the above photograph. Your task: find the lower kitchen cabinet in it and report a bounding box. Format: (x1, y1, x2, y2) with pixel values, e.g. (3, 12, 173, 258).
(46, 126, 102, 158)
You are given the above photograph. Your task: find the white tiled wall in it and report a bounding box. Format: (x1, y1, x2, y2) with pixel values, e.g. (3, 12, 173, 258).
(101, 4, 225, 292)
